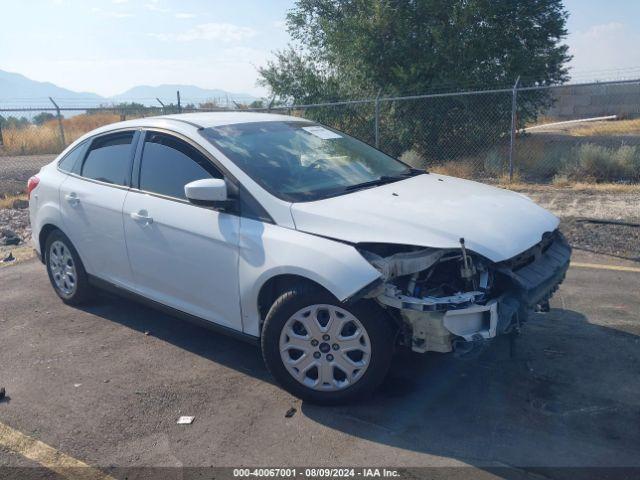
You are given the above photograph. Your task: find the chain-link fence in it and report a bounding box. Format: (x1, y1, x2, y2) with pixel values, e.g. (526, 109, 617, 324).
(293, 79, 640, 184)
(2, 79, 640, 196)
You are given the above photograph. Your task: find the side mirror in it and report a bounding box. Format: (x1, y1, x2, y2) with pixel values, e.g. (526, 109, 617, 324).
(184, 178, 234, 210)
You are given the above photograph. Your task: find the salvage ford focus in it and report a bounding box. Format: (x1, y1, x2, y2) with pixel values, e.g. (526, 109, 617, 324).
(29, 112, 570, 404)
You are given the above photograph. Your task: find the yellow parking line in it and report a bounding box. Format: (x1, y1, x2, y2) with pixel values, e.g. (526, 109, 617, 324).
(0, 421, 115, 480)
(571, 262, 640, 273)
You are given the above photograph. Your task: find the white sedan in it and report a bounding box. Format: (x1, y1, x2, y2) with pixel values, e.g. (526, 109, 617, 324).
(28, 112, 571, 404)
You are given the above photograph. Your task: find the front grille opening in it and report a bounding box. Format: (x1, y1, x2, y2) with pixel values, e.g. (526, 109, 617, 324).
(503, 230, 559, 272)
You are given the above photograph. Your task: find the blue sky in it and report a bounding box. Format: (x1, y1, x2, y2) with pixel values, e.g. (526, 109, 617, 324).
(1, 0, 639, 98)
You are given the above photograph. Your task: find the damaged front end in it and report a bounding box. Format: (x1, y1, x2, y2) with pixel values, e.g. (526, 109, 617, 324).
(357, 230, 571, 355)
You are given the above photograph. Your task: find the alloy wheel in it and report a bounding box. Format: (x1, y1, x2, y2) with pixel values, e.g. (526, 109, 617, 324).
(279, 304, 371, 391)
(48, 240, 77, 298)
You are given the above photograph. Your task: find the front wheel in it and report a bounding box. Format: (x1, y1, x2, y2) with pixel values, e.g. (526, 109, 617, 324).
(261, 286, 396, 405)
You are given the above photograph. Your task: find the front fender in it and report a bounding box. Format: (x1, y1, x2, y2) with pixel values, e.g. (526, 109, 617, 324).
(238, 218, 380, 337)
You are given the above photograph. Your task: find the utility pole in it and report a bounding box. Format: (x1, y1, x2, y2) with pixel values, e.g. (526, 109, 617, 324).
(177, 90, 182, 113)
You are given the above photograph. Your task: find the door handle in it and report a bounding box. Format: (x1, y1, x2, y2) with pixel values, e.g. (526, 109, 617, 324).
(130, 210, 153, 225)
(65, 192, 79, 206)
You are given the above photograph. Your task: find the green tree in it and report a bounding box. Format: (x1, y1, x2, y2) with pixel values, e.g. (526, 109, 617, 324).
(91, 101, 152, 116)
(248, 100, 266, 109)
(33, 112, 56, 126)
(259, 0, 571, 158)
(2, 116, 30, 129)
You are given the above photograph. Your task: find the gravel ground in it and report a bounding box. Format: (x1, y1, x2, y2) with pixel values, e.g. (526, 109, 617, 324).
(0, 154, 56, 196)
(523, 189, 640, 221)
(0, 184, 638, 262)
(521, 188, 639, 261)
(0, 207, 31, 262)
(0, 208, 30, 240)
(561, 217, 640, 261)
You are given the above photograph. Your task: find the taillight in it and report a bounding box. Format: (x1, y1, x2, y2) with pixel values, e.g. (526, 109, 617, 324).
(27, 175, 40, 199)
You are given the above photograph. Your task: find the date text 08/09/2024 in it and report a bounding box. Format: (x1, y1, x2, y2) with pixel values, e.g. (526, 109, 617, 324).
(232, 468, 401, 478)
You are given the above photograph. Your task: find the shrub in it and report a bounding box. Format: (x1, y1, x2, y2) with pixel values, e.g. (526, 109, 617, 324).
(551, 173, 571, 186)
(513, 138, 569, 181)
(559, 143, 640, 182)
(399, 149, 427, 169)
(483, 148, 505, 176)
(429, 160, 476, 179)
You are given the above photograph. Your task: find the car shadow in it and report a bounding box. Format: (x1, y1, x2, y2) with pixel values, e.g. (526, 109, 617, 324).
(80, 295, 640, 477)
(302, 308, 640, 477)
(79, 290, 271, 382)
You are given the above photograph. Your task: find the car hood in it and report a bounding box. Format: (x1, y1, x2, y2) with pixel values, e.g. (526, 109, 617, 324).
(290, 173, 559, 262)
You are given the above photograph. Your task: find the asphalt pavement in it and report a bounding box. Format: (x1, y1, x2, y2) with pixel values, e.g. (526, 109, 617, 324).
(1, 256, 639, 479)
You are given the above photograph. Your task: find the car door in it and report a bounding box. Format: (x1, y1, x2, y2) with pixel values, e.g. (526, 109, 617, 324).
(59, 130, 139, 289)
(123, 130, 242, 330)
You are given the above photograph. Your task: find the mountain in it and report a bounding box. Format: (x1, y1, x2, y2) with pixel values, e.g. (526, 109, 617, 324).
(112, 84, 257, 106)
(0, 69, 104, 107)
(0, 69, 259, 109)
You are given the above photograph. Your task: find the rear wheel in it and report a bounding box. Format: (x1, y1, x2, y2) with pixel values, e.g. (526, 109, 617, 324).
(261, 286, 395, 405)
(45, 230, 92, 305)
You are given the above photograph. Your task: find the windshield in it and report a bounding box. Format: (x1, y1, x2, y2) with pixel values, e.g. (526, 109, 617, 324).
(200, 121, 420, 202)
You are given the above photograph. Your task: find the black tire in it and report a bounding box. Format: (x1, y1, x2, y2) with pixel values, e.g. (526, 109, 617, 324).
(261, 285, 396, 405)
(44, 229, 93, 305)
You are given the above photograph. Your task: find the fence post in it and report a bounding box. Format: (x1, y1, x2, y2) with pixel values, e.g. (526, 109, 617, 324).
(508, 76, 520, 182)
(49, 97, 66, 148)
(374, 90, 381, 149)
(177, 90, 182, 113)
(156, 98, 165, 115)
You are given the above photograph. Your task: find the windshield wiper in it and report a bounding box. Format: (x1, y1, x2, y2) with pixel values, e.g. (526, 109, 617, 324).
(343, 169, 424, 192)
(343, 175, 404, 192)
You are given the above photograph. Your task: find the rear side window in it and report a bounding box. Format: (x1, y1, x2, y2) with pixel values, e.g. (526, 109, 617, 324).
(58, 141, 87, 173)
(139, 132, 221, 200)
(81, 132, 135, 186)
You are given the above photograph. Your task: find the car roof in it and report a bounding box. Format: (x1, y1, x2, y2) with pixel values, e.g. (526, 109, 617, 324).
(161, 111, 308, 128)
(69, 111, 311, 149)
(100, 111, 309, 131)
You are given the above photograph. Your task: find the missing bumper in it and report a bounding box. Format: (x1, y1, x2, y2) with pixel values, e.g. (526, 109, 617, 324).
(372, 231, 571, 354)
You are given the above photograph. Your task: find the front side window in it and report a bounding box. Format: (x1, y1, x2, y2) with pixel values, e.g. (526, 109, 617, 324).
(139, 132, 221, 200)
(201, 121, 417, 202)
(82, 132, 135, 186)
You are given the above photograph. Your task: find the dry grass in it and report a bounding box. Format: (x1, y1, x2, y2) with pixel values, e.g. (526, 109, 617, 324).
(497, 171, 522, 184)
(429, 160, 476, 179)
(2, 113, 121, 155)
(59, 112, 122, 133)
(0, 193, 28, 209)
(567, 118, 640, 137)
(497, 181, 640, 193)
(400, 149, 478, 179)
